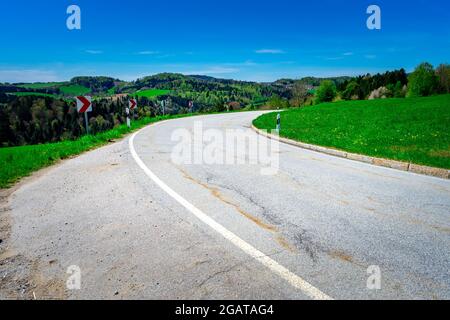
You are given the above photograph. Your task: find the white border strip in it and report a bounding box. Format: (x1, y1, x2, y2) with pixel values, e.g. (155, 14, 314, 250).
(129, 122, 333, 300)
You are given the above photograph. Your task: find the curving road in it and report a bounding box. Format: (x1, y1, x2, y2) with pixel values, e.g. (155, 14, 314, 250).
(1, 111, 449, 300)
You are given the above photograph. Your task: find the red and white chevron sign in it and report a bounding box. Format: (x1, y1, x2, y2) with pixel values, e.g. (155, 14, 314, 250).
(76, 96, 92, 113)
(129, 99, 137, 110)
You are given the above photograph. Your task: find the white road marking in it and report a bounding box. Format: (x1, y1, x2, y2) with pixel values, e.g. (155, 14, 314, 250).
(129, 121, 333, 300)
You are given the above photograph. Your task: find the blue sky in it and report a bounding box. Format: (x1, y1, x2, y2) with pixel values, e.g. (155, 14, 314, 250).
(0, 0, 449, 83)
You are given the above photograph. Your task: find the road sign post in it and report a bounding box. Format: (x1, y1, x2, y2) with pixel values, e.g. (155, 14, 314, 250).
(84, 113, 89, 135)
(76, 96, 92, 135)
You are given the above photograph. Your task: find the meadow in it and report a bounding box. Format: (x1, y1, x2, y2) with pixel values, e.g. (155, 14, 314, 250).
(8, 92, 56, 98)
(253, 95, 450, 169)
(59, 84, 91, 95)
(135, 89, 170, 98)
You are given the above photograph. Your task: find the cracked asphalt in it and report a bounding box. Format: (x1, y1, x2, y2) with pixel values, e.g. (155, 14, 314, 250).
(1, 111, 449, 299)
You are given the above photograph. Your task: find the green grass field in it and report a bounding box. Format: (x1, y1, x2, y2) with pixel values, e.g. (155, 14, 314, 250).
(253, 94, 450, 169)
(135, 89, 170, 98)
(8, 92, 57, 98)
(59, 84, 91, 96)
(0, 114, 195, 189)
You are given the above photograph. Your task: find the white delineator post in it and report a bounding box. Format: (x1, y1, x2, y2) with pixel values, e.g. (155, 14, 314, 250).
(126, 107, 131, 128)
(276, 112, 281, 133)
(161, 100, 166, 116)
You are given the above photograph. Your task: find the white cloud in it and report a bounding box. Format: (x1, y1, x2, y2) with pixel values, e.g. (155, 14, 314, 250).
(241, 60, 257, 66)
(323, 52, 354, 60)
(224, 60, 258, 67)
(85, 50, 103, 54)
(0, 69, 60, 83)
(325, 56, 344, 61)
(255, 49, 285, 54)
(137, 51, 159, 55)
(157, 54, 176, 59)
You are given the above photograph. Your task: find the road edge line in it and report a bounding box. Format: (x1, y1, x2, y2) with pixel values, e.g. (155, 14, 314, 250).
(129, 123, 333, 301)
(251, 125, 449, 180)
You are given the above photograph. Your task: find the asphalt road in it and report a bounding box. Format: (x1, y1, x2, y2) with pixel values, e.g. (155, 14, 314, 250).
(1, 111, 449, 300)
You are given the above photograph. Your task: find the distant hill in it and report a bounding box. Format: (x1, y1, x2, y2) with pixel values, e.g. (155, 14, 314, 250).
(0, 67, 420, 148)
(4, 73, 354, 99)
(7, 76, 124, 97)
(1, 69, 410, 108)
(0, 73, 377, 117)
(273, 76, 352, 89)
(70, 76, 121, 93)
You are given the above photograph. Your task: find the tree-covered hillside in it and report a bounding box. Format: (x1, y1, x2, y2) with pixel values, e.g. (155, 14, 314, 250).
(1, 62, 448, 147)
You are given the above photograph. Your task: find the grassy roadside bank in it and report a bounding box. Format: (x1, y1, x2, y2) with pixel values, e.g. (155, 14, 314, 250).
(253, 95, 450, 169)
(0, 114, 195, 189)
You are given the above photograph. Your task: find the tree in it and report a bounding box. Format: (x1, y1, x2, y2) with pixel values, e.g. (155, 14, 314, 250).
(290, 82, 309, 106)
(342, 81, 359, 100)
(0, 104, 10, 146)
(213, 99, 226, 112)
(393, 81, 407, 98)
(315, 80, 337, 104)
(268, 95, 289, 109)
(368, 87, 390, 100)
(436, 64, 450, 94)
(407, 62, 439, 97)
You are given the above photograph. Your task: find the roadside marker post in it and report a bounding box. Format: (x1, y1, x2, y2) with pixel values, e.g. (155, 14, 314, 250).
(188, 100, 194, 114)
(161, 100, 166, 116)
(126, 107, 131, 128)
(276, 112, 281, 133)
(76, 96, 92, 135)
